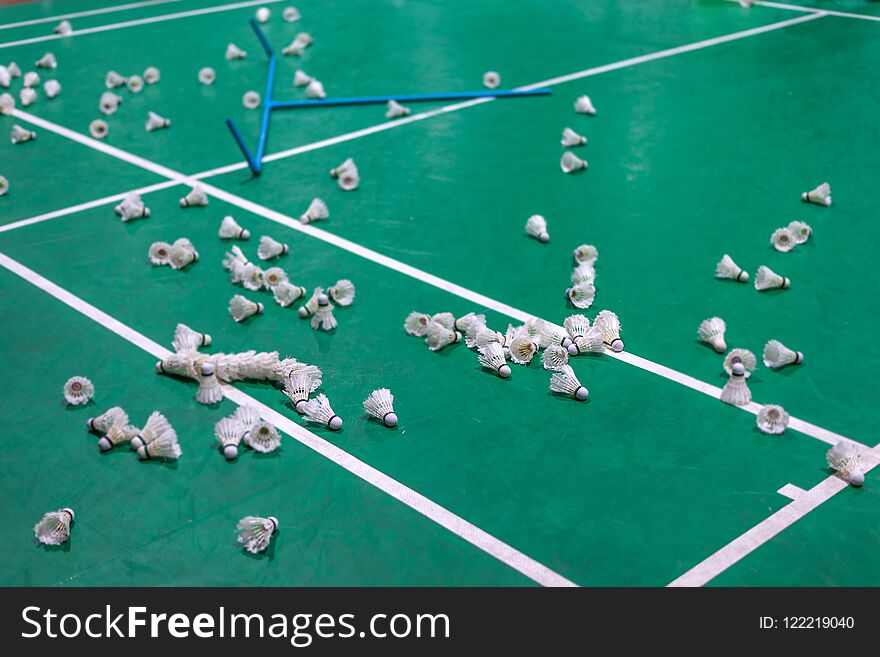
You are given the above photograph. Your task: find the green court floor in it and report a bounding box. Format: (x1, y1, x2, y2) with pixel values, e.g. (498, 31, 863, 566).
(0, 0, 877, 586)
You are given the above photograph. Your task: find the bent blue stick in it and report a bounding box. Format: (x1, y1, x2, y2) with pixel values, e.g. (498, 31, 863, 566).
(270, 88, 551, 110)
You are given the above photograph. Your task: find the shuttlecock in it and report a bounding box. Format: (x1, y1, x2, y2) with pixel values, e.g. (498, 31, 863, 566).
(756, 405, 789, 435)
(262, 267, 288, 290)
(172, 323, 211, 352)
(425, 320, 461, 352)
(89, 119, 108, 139)
(54, 20, 73, 35)
(244, 421, 281, 453)
(568, 326, 605, 356)
(145, 111, 171, 131)
(542, 345, 570, 371)
(105, 70, 126, 88)
(116, 192, 150, 221)
(561, 151, 587, 173)
(284, 6, 301, 22)
(35, 53, 57, 69)
(723, 348, 757, 378)
(258, 235, 288, 260)
(34, 508, 74, 545)
(0, 93, 14, 115)
(802, 182, 831, 207)
(226, 43, 247, 60)
(386, 99, 411, 119)
(127, 74, 144, 93)
(310, 294, 337, 331)
(787, 220, 811, 244)
(293, 69, 312, 87)
(0, 175, 9, 196)
(300, 197, 328, 224)
(363, 388, 398, 427)
(754, 265, 789, 291)
(193, 362, 223, 405)
(298, 287, 321, 318)
(214, 417, 244, 460)
(237, 516, 278, 553)
(525, 214, 549, 242)
(563, 314, 589, 340)
(63, 375, 94, 405)
(282, 32, 312, 55)
(715, 254, 748, 282)
(274, 281, 307, 307)
(739, 0, 754, 7)
(303, 393, 343, 430)
(550, 365, 588, 400)
(594, 310, 624, 352)
(566, 283, 596, 310)
(134, 411, 181, 460)
(763, 339, 803, 369)
(283, 373, 318, 414)
(539, 323, 573, 351)
(98, 421, 135, 452)
(477, 342, 511, 378)
(826, 442, 865, 487)
(571, 263, 595, 286)
(219, 215, 250, 240)
(404, 312, 431, 337)
(483, 71, 500, 89)
(256, 6, 271, 22)
(99, 91, 122, 115)
(88, 407, 128, 435)
(23, 71, 40, 88)
(19, 86, 37, 107)
(698, 317, 727, 353)
(454, 312, 486, 334)
(770, 227, 796, 253)
(561, 127, 587, 147)
(11, 124, 36, 144)
(179, 185, 207, 207)
(168, 238, 198, 270)
(327, 279, 355, 306)
(243, 91, 261, 109)
(574, 95, 596, 115)
(143, 66, 160, 85)
(0, 66, 9, 89)
(8, 62, 21, 78)
(43, 79, 61, 99)
(306, 79, 326, 99)
(198, 67, 216, 85)
(720, 370, 751, 406)
(229, 295, 263, 322)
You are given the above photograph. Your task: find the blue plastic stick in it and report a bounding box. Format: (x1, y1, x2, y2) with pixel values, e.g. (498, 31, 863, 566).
(269, 88, 551, 110)
(225, 118, 261, 174)
(255, 55, 276, 165)
(249, 18, 274, 56)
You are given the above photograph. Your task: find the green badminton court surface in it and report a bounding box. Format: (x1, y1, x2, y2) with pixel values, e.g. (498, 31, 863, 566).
(1, 0, 878, 587)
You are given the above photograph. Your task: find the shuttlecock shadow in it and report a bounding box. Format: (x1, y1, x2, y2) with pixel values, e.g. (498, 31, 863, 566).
(240, 533, 277, 562)
(252, 448, 282, 460)
(63, 401, 93, 412)
(37, 536, 72, 553)
(138, 458, 180, 470)
(547, 392, 591, 404)
(365, 413, 399, 430)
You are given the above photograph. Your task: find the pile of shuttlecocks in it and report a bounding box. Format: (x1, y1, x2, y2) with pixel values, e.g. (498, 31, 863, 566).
(86, 406, 181, 461)
(149, 238, 198, 270)
(1, 56, 61, 113)
(214, 405, 282, 460)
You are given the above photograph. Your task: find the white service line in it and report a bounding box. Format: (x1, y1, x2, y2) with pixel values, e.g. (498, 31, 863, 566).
(726, 0, 880, 23)
(668, 447, 880, 587)
(0, 249, 576, 588)
(0, 0, 183, 31)
(0, 0, 283, 50)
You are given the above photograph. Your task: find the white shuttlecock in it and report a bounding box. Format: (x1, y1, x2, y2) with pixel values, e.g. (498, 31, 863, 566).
(540, 323, 573, 351)
(297, 287, 322, 318)
(261, 267, 287, 290)
(568, 326, 605, 356)
(550, 365, 588, 400)
(282, 32, 312, 55)
(179, 185, 208, 207)
(0, 175, 7, 196)
(336, 165, 359, 191)
(300, 197, 328, 224)
(11, 124, 36, 144)
(570, 263, 595, 286)
(198, 66, 216, 85)
(329, 158, 355, 179)
(525, 214, 549, 242)
(425, 320, 461, 352)
(826, 442, 865, 487)
(715, 254, 749, 282)
(508, 333, 539, 365)
(0, 66, 9, 89)
(293, 69, 312, 87)
(88, 406, 128, 434)
(135, 411, 181, 460)
(148, 241, 171, 265)
(105, 70, 126, 88)
(720, 370, 751, 407)
(274, 281, 307, 307)
(303, 393, 343, 430)
(542, 345, 570, 370)
(99, 91, 122, 115)
(127, 74, 144, 93)
(404, 311, 431, 337)
(116, 192, 150, 221)
(563, 314, 589, 339)
(238, 263, 263, 290)
(258, 235, 288, 260)
(561, 127, 587, 147)
(305, 79, 326, 99)
(34, 508, 74, 545)
(63, 376, 94, 405)
(454, 312, 486, 333)
(219, 215, 250, 240)
(7, 62, 21, 78)
(283, 373, 317, 414)
(145, 111, 171, 131)
(385, 99, 411, 119)
(245, 421, 281, 453)
(169, 239, 199, 270)
(483, 71, 501, 89)
(215, 417, 244, 460)
(98, 421, 134, 452)
(770, 227, 796, 253)
(54, 20, 73, 35)
(143, 66, 160, 85)
(23, 71, 40, 87)
(593, 310, 624, 352)
(89, 119, 108, 139)
(243, 91, 261, 109)
(172, 323, 211, 352)
(20, 87, 37, 107)
(43, 79, 61, 99)
(35, 53, 57, 69)
(698, 317, 727, 353)
(574, 95, 596, 115)
(0, 93, 14, 115)
(229, 295, 263, 322)
(787, 220, 811, 244)
(236, 516, 278, 553)
(226, 43, 247, 60)
(328, 279, 355, 306)
(363, 388, 398, 427)
(802, 182, 831, 207)
(195, 362, 223, 405)
(566, 283, 596, 310)
(754, 265, 790, 291)
(763, 339, 803, 369)
(478, 342, 511, 378)
(756, 405, 790, 435)
(310, 294, 337, 331)
(256, 6, 271, 22)
(723, 348, 757, 378)
(561, 151, 587, 174)
(284, 6, 301, 22)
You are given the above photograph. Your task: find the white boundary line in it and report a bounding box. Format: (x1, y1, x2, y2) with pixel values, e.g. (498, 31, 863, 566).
(668, 446, 880, 587)
(727, 0, 880, 23)
(0, 249, 575, 588)
(0, 0, 184, 31)
(0, 0, 283, 50)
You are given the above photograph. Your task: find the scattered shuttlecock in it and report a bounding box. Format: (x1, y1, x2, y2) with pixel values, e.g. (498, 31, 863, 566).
(262, 267, 288, 290)
(145, 111, 171, 131)
(787, 220, 811, 244)
(35, 53, 57, 69)
(363, 388, 398, 427)
(754, 265, 789, 291)
(720, 370, 751, 407)
(86, 405, 128, 437)
(169, 238, 198, 270)
(0, 66, 9, 89)
(404, 311, 431, 337)
(310, 294, 337, 331)
(540, 323, 573, 350)
(594, 310, 624, 352)
(43, 79, 61, 99)
(105, 70, 126, 88)
(245, 421, 281, 453)
(568, 326, 605, 356)
(172, 323, 211, 352)
(198, 66, 216, 85)
(258, 235, 288, 260)
(826, 442, 865, 487)
(243, 91, 261, 109)
(256, 6, 271, 22)
(723, 348, 757, 378)
(305, 79, 326, 99)
(99, 91, 122, 115)
(11, 124, 36, 144)
(303, 393, 343, 430)
(770, 227, 796, 253)
(563, 314, 589, 345)
(483, 71, 500, 89)
(763, 339, 803, 369)
(478, 342, 512, 378)
(179, 185, 207, 207)
(116, 192, 150, 221)
(63, 376, 94, 405)
(274, 281, 307, 307)
(561, 127, 587, 147)
(802, 182, 831, 207)
(0, 175, 8, 196)
(34, 508, 74, 545)
(297, 288, 322, 318)
(542, 345, 570, 370)
(715, 254, 749, 282)
(127, 74, 144, 93)
(195, 362, 223, 404)
(133, 411, 181, 460)
(756, 405, 790, 435)
(561, 151, 587, 173)
(219, 215, 250, 240)
(329, 158, 355, 179)
(54, 20, 73, 35)
(386, 99, 411, 119)
(215, 416, 244, 460)
(229, 295, 263, 322)
(99, 421, 135, 452)
(23, 71, 40, 87)
(566, 283, 596, 310)
(550, 365, 588, 400)
(300, 197, 328, 224)
(8, 63, 21, 78)
(283, 372, 319, 413)
(425, 320, 461, 351)
(327, 279, 355, 306)
(571, 263, 595, 286)
(574, 95, 596, 115)
(525, 214, 549, 242)
(226, 43, 247, 60)
(237, 516, 278, 553)
(698, 317, 727, 353)
(283, 6, 301, 22)
(335, 164, 359, 191)
(293, 69, 312, 87)
(0, 93, 14, 115)
(143, 66, 160, 85)
(89, 119, 108, 139)
(282, 32, 312, 55)
(20, 87, 36, 107)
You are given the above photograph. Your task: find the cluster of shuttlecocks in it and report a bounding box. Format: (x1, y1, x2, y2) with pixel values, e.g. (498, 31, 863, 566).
(86, 406, 181, 460)
(97, 62, 167, 139)
(715, 254, 792, 292)
(1, 54, 61, 118)
(149, 237, 199, 270)
(214, 406, 282, 460)
(557, 94, 594, 174)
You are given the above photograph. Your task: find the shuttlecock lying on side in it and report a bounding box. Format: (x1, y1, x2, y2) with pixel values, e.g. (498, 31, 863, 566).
(168, 238, 197, 270)
(284, 6, 301, 22)
(237, 516, 278, 553)
(179, 185, 208, 207)
(226, 43, 247, 60)
(561, 127, 587, 147)
(478, 342, 511, 378)
(219, 215, 250, 240)
(127, 75, 144, 93)
(300, 197, 328, 224)
(143, 66, 160, 85)
(525, 214, 549, 242)
(34, 508, 74, 545)
(145, 111, 170, 132)
(826, 442, 865, 487)
(63, 375, 94, 405)
(99, 420, 135, 452)
(698, 317, 727, 353)
(19, 87, 37, 107)
(282, 32, 313, 55)
(770, 227, 796, 253)
(425, 320, 461, 352)
(720, 370, 750, 407)
(386, 99, 411, 119)
(11, 124, 36, 144)
(754, 265, 789, 291)
(327, 279, 355, 306)
(560, 151, 587, 174)
(306, 79, 326, 99)
(35, 53, 57, 69)
(133, 411, 181, 460)
(274, 281, 307, 307)
(756, 405, 789, 435)
(763, 339, 803, 369)
(43, 79, 61, 99)
(243, 91, 260, 109)
(566, 283, 595, 310)
(550, 365, 588, 400)
(215, 416, 244, 460)
(258, 235, 288, 260)
(293, 69, 312, 87)
(89, 119, 108, 140)
(8, 62, 21, 78)
(303, 393, 343, 430)
(483, 71, 500, 89)
(540, 323, 573, 350)
(363, 388, 398, 427)
(574, 95, 596, 115)
(115, 192, 150, 221)
(105, 70, 126, 88)
(0, 66, 9, 89)
(54, 20, 73, 35)
(802, 182, 831, 207)
(229, 295, 263, 322)
(723, 348, 756, 378)
(594, 310, 624, 352)
(715, 254, 748, 282)
(198, 67, 216, 85)
(787, 221, 811, 244)
(172, 323, 211, 352)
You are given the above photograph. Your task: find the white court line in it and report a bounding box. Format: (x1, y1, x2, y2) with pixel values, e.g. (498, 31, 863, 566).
(0, 0, 283, 50)
(726, 0, 880, 23)
(0, 250, 575, 588)
(0, 0, 183, 31)
(668, 447, 880, 587)
(776, 483, 805, 501)
(9, 106, 869, 451)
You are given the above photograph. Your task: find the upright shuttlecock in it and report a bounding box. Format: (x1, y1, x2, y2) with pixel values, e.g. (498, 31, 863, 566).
(386, 99, 411, 119)
(11, 124, 36, 144)
(258, 235, 288, 260)
(226, 43, 247, 60)
(145, 111, 171, 131)
(99, 91, 122, 115)
(715, 254, 748, 282)
(198, 67, 216, 85)
(219, 215, 250, 240)
(542, 345, 570, 371)
(195, 362, 223, 404)
(802, 182, 831, 207)
(172, 323, 211, 352)
(105, 70, 126, 88)
(478, 342, 511, 378)
(310, 294, 337, 331)
(826, 442, 865, 487)
(215, 417, 244, 460)
(87, 407, 127, 435)
(425, 320, 461, 351)
(303, 393, 343, 430)
(762, 339, 803, 369)
(0, 93, 14, 115)
(148, 241, 170, 265)
(34, 508, 74, 545)
(550, 365, 588, 400)
(127, 75, 144, 93)
(229, 295, 263, 322)
(561, 127, 587, 147)
(754, 265, 789, 291)
(35, 53, 57, 69)
(143, 66, 160, 85)
(274, 281, 307, 307)
(328, 279, 355, 306)
(23, 71, 40, 87)
(561, 151, 587, 173)
(116, 192, 150, 221)
(770, 227, 796, 253)
(283, 6, 301, 22)
(300, 197, 328, 224)
(483, 71, 500, 89)
(306, 79, 326, 99)
(89, 119, 108, 139)
(787, 221, 811, 244)
(756, 405, 789, 435)
(525, 214, 549, 242)
(363, 388, 398, 427)
(179, 185, 208, 207)
(720, 370, 750, 406)
(99, 421, 135, 452)
(574, 95, 596, 115)
(698, 317, 727, 353)
(243, 91, 261, 109)
(236, 516, 278, 553)
(256, 6, 271, 22)
(20, 87, 37, 107)
(563, 314, 589, 349)
(566, 283, 595, 310)
(133, 411, 181, 460)
(63, 376, 94, 405)
(43, 79, 61, 99)
(723, 348, 756, 377)
(594, 310, 624, 352)
(54, 20, 73, 35)
(245, 421, 281, 453)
